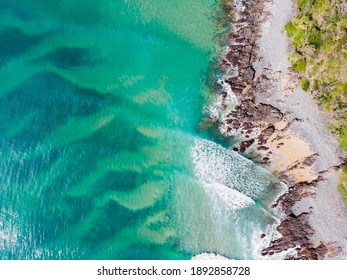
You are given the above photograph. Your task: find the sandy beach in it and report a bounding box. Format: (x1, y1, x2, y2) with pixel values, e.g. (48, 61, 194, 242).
(218, 0, 347, 259)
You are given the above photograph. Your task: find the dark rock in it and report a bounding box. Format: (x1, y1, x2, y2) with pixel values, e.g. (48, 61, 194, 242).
(261, 176, 339, 259)
(302, 154, 318, 167)
(258, 146, 269, 150)
(240, 139, 255, 153)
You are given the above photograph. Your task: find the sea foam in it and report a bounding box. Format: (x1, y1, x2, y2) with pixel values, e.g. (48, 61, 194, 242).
(203, 182, 255, 212)
(192, 252, 231, 260)
(191, 138, 270, 200)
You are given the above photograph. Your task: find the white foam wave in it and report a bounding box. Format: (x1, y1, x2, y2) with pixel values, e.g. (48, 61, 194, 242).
(192, 253, 231, 260)
(204, 45, 239, 121)
(203, 183, 255, 211)
(204, 78, 238, 120)
(191, 138, 270, 199)
(218, 79, 238, 104)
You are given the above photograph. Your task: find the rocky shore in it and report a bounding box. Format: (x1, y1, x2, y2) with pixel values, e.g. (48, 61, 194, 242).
(213, 0, 347, 259)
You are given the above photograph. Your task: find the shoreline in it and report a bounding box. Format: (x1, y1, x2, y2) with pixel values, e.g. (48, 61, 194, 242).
(215, 0, 347, 259)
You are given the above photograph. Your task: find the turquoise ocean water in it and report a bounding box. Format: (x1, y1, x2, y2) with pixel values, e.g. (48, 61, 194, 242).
(0, 0, 279, 259)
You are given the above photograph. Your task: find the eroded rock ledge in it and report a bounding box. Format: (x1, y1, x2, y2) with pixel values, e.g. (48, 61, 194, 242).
(214, 0, 347, 259)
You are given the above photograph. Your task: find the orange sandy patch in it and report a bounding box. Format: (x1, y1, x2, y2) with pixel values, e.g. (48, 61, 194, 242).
(268, 128, 317, 182)
(274, 119, 288, 130)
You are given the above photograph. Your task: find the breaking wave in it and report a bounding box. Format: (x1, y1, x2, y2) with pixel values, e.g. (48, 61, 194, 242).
(191, 138, 271, 199)
(192, 252, 231, 260)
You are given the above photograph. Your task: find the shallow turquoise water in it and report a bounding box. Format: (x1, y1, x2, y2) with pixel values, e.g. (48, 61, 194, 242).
(0, 0, 278, 259)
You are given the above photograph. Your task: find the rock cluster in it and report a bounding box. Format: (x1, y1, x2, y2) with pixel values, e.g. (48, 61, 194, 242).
(215, 0, 282, 164)
(261, 213, 333, 260)
(262, 176, 336, 259)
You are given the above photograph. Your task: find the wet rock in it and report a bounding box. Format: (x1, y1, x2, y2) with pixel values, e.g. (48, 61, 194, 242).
(272, 177, 321, 215)
(240, 139, 255, 153)
(258, 146, 269, 151)
(261, 213, 316, 257)
(260, 175, 343, 259)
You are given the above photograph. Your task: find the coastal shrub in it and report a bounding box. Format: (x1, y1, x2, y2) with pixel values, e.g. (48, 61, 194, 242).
(284, 22, 297, 38)
(297, 0, 315, 11)
(313, 79, 320, 90)
(284, 21, 306, 49)
(292, 59, 306, 73)
(307, 26, 323, 48)
(339, 127, 347, 151)
(287, 0, 347, 130)
(338, 183, 347, 200)
(338, 166, 347, 201)
(338, 19, 347, 28)
(301, 78, 310, 91)
(288, 0, 347, 198)
(318, 92, 332, 105)
(289, 52, 306, 73)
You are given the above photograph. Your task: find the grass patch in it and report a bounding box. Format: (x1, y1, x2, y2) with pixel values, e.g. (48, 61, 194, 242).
(339, 127, 347, 151)
(307, 26, 323, 48)
(284, 21, 297, 37)
(338, 184, 347, 200)
(289, 52, 306, 73)
(301, 78, 310, 91)
(338, 167, 347, 201)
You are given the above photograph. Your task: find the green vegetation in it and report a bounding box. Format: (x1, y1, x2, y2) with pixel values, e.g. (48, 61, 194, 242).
(301, 78, 310, 91)
(288, 51, 307, 73)
(285, 0, 347, 199)
(339, 184, 347, 200)
(339, 167, 347, 200)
